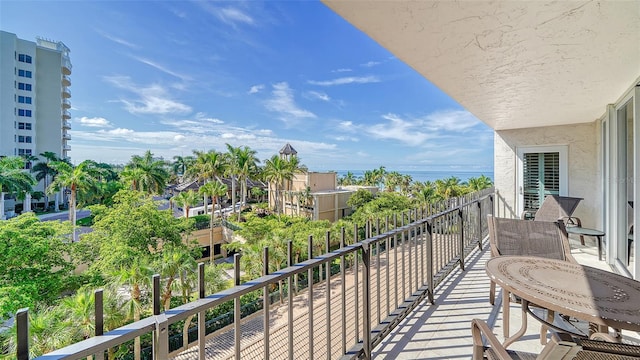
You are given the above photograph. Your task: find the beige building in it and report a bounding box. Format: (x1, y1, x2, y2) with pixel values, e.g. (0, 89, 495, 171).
(324, 0, 640, 278)
(0, 31, 71, 217)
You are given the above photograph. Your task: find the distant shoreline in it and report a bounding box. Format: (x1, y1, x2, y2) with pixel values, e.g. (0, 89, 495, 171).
(324, 169, 493, 183)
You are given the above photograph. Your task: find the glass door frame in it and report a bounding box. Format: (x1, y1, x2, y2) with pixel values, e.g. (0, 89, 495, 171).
(604, 84, 639, 278)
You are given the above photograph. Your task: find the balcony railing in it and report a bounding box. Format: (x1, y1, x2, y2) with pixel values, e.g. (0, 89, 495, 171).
(62, 87, 71, 98)
(17, 188, 494, 360)
(62, 75, 71, 87)
(62, 98, 71, 109)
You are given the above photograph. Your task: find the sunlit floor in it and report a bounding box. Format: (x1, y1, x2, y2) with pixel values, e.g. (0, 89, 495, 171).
(373, 236, 639, 359)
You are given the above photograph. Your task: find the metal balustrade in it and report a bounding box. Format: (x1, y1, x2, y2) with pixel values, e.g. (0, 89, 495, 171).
(17, 189, 494, 360)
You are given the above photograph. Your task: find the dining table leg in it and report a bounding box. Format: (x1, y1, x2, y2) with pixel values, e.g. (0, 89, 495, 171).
(502, 289, 510, 338)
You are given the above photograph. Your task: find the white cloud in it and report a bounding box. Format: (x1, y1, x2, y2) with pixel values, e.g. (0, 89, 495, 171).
(219, 7, 255, 26)
(308, 76, 380, 86)
(248, 84, 265, 94)
(76, 116, 112, 128)
(305, 91, 330, 102)
(104, 76, 192, 115)
(195, 112, 224, 124)
(332, 68, 352, 73)
(423, 110, 481, 132)
(130, 55, 192, 81)
(365, 113, 433, 146)
(96, 29, 137, 48)
(332, 135, 359, 142)
(100, 128, 134, 136)
(360, 61, 380, 68)
(265, 82, 316, 122)
(197, 3, 255, 27)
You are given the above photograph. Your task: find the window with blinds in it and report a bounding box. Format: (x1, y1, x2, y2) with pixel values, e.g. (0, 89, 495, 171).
(523, 152, 560, 213)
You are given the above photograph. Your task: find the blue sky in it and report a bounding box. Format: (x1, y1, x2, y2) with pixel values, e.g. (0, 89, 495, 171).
(1, 1, 493, 172)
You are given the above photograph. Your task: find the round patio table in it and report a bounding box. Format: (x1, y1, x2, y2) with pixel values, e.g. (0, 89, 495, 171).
(566, 226, 606, 260)
(486, 256, 640, 348)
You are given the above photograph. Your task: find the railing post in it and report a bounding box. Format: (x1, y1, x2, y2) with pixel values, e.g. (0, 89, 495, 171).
(354, 223, 360, 343)
(16, 308, 28, 360)
(288, 240, 294, 360)
(234, 253, 242, 360)
(152, 274, 168, 359)
(426, 220, 435, 304)
(325, 231, 331, 359)
(340, 227, 347, 356)
(198, 263, 206, 360)
(308, 235, 314, 360)
(458, 208, 465, 271)
(362, 242, 372, 359)
(477, 201, 483, 250)
(263, 246, 270, 360)
(95, 289, 104, 360)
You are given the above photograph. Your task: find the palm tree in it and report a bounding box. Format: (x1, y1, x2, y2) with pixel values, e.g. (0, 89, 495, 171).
(228, 145, 259, 221)
(339, 171, 357, 186)
(47, 160, 102, 240)
(119, 167, 146, 191)
(157, 245, 198, 310)
(466, 175, 493, 192)
(187, 150, 227, 215)
(124, 150, 169, 195)
(172, 155, 194, 178)
(199, 181, 228, 262)
(0, 156, 36, 220)
(173, 190, 200, 219)
(434, 176, 463, 199)
(32, 152, 60, 211)
(263, 155, 294, 215)
(108, 260, 153, 360)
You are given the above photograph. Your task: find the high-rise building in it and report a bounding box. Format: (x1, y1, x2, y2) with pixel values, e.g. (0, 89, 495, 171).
(1, 30, 72, 161)
(0, 30, 71, 214)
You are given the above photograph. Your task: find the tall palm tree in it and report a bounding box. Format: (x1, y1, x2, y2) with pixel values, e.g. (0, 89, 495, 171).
(263, 155, 294, 215)
(173, 190, 200, 219)
(47, 160, 102, 240)
(339, 171, 357, 186)
(199, 181, 228, 263)
(187, 150, 227, 215)
(0, 156, 36, 220)
(32, 152, 60, 210)
(229, 145, 259, 221)
(225, 144, 240, 214)
(172, 155, 194, 178)
(124, 150, 169, 195)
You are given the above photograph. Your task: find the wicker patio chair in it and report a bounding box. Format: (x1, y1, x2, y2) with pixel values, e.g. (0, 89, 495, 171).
(472, 319, 640, 360)
(487, 215, 577, 342)
(523, 195, 585, 245)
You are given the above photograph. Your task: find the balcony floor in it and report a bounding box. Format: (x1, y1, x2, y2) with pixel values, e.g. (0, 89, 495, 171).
(374, 236, 639, 359)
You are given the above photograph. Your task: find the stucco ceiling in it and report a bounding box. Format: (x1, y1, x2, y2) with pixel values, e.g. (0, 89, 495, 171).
(322, 1, 640, 130)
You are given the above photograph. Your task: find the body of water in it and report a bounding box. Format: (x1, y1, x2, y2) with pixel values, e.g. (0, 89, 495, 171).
(333, 170, 493, 184)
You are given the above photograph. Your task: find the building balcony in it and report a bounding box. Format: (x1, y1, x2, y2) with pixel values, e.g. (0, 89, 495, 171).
(62, 110, 71, 119)
(62, 120, 71, 129)
(62, 57, 72, 75)
(62, 133, 71, 141)
(62, 98, 71, 109)
(62, 75, 71, 87)
(62, 87, 71, 98)
(12, 188, 639, 359)
(63, 144, 71, 151)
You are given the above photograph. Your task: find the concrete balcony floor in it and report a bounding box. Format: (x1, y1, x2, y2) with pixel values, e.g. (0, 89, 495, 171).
(374, 236, 639, 359)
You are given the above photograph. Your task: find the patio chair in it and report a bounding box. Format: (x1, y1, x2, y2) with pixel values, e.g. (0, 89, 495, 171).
(487, 215, 577, 342)
(522, 195, 585, 245)
(472, 318, 640, 360)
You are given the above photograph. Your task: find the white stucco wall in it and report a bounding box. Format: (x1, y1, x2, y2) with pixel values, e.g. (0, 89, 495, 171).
(494, 122, 600, 227)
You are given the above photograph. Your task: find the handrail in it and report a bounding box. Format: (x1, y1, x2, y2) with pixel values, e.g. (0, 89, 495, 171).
(21, 188, 494, 360)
